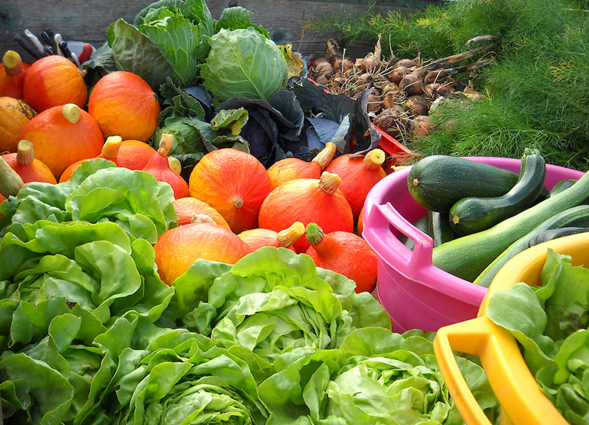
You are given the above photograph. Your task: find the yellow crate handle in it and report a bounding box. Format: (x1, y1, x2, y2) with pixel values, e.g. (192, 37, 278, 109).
(434, 316, 567, 425)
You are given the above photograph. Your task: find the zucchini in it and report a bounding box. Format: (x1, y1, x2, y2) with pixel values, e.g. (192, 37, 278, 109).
(528, 226, 589, 247)
(449, 149, 546, 236)
(432, 170, 589, 283)
(472, 205, 589, 287)
(407, 155, 520, 213)
(399, 214, 430, 250)
(428, 210, 456, 247)
(548, 179, 578, 198)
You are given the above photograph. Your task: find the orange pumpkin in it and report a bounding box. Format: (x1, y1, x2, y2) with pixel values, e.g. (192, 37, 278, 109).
(0, 51, 30, 100)
(324, 149, 387, 220)
(88, 71, 161, 141)
(237, 221, 305, 252)
(19, 103, 104, 179)
(172, 197, 231, 229)
(154, 222, 252, 286)
(267, 142, 337, 189)
(59, 135, 123, 182)
(304, 223, 378, 293)
(23, 55, 88, 112)
(258, 171, 354, 253)
(0, 96, 37, 153)
(142, 134, 189, 199)
(3, 139, 56, 184)
(357, 207, 364, 236)
(188, 148, 273, 234)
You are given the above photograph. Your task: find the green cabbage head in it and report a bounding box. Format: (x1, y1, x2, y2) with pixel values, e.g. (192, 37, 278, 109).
(200, 28, 288, 105)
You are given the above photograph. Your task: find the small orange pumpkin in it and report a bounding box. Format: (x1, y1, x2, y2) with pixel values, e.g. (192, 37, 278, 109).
(3, 139, 56, 184)
(88, 71, 161, 142)
(172, 197, 231, 229)
(59, 135, 123, 182)
(304, 223, 378, 293)
(23, 55, 88, 112)
(267, 142, 337, 189)
(237, 221, 305, 252)
(142, 134, 189, 199)
(188, 148, 273, 234)
(154, 222, 252, 286)
(258, 171, 354, 253)
(0, 51, 30, 100)
(0, 96, 37, 153)
(324, 149, 387, 220)
(19, 103, 104, 179)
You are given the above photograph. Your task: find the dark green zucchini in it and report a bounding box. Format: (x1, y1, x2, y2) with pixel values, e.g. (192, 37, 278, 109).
(399, 214, 430, 250)
(548, 179, 578, 198)
(449, 149, 546, 236)
(528, 226, 589, 247)
(428, 210, 457, 247)
(407, 155, 520, 213)
(472, 205, 589, 287)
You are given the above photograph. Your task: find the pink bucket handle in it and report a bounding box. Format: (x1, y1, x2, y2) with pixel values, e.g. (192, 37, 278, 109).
(363, 202, 434, 277)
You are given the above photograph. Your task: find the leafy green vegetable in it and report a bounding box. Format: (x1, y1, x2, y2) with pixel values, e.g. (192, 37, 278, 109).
(487, 248, 589, 423)
(200, 28, 289, 105)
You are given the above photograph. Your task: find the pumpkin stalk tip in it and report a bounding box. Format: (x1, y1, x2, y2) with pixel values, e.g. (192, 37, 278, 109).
(319, 171, 342, 194)
(157, 134, 174, 156)
(102, 136, 123, 159)
(277, 221, 305, 248)
(305, 222, 325, 245)
(233, 197, 244, 209)
(62, 103, 81, 124)
(3, 50, 24, 75)
(311, 142, 338, 169)
(16, 139, 35, 165)
(364, 149, 386, 170)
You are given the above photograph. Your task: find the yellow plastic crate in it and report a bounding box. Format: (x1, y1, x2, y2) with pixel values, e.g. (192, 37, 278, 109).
(433, 232, 589, 425)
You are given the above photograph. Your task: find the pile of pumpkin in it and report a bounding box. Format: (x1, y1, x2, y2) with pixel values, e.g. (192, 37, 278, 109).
(0, 49, 389, 295)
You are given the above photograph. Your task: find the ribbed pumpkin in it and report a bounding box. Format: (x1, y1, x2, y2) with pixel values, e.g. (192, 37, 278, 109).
(188, 148, 273, 234)
(0, 96, 37, 153)
(19, 103, 104, 179)
(88, 71, 161, 142)
(172, 197, 231, 229)
(237, 221, 305, 252)
(154, 222, 252, 286)
(23, 55, 88, 112)
(304, 223, 378, 293)
(59, 135, 123, 182)
(258, 171, 354, 253)
(0, 51, 30, 100)
(324, 148, 387, 219)
(142, 134, 189, 199)
(267, 142, 337, 189)
(3, 139, 57, 184)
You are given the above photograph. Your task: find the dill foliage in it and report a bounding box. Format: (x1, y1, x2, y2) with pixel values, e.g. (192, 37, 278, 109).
(306, 0, 589, 170)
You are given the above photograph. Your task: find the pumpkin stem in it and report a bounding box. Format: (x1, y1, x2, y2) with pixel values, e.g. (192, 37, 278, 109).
(311, 142, 337, 170)
(62, 104, 81, 124)
(168, 156, 182, 175)
(3, 50, 23, 75)
(0, 156, 24, 197)
(16, 140, 35, 165)
(101, 136, 122, 160)
(277, 221, 305, 248)
(318, 171, 342, 195)
(304, 222, 325, 246)
(233, 198, 244, 209)
(363, 149, 386, 170)
(158, 134, 173, 156)
(191, 214, 216, 225)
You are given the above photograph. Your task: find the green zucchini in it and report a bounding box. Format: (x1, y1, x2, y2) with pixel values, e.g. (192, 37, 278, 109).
(472, 205, 589, 287)
(548, 179, 578, 198)
(432, 170, 589, 283)
(407, 155, 520, 213)
(399, 214, 430, 250)
(428, 210, 456, 247)
(449, 149, 546, 236)
(528, 226, 589, 247)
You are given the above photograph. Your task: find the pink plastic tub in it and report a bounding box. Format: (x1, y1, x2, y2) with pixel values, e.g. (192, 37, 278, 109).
(362, 156, 585, 333)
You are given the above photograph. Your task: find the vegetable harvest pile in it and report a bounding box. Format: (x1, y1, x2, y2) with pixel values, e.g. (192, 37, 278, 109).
(0, 0, 506, 424)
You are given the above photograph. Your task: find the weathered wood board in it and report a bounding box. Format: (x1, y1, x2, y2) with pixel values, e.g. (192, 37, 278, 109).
(0, 0, 435, 63)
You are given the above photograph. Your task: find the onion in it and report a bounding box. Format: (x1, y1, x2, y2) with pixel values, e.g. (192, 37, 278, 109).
(375, 106, 409, 137)
(389, 66, 408, 84)
(400, 73, 424, 95)
(395, 58, 417, 68)
(404, 95, 430, 116)
(411, 115, 434, 138)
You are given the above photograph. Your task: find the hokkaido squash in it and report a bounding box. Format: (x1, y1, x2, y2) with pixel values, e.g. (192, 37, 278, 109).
(188, 148, 273, 234)
(23, 55, 88, 112)
(172, 197, 231, 229)
(237, 221, 305, 252)
(142, 134, 189, 199)
(324, 148, 387, 219)
(304, 222, 378, 293)
(3, 139, 56, 184)
(19, 103, 104, 179)
(258, 171, 354, 253)
(0, 50, 30, 100)
(59, 135, 123, 182)
(154, 222, 252, 286)
(0, 96, 37, 153)
(88, 71, 161, 142)
(267, 142, 337, 189)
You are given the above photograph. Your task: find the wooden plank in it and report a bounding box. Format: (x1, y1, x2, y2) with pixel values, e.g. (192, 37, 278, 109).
(0, 0, 429, 65)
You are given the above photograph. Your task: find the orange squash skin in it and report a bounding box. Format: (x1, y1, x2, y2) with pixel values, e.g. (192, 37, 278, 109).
(189, 149, 273, 234)
(258, 178, 354, 253)
(154, 223, 252, 286)
(0, 97, 37, 153)
(172, 197, 231, 229)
